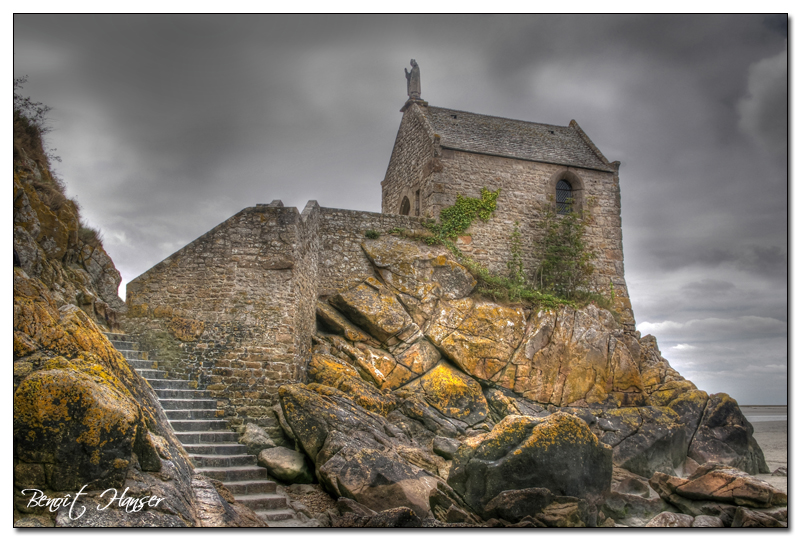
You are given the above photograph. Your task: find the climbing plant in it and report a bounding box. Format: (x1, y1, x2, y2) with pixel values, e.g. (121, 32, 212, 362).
(425, 187, 500, 245)
(533, 198, 596, 300)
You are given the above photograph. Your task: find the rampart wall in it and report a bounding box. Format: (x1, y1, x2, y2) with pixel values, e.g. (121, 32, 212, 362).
(124, 202, 428, 429)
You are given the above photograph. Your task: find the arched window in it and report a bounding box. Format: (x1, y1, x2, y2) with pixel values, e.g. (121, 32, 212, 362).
(400, 196, 411, 216)
(556, 180, 573, 214)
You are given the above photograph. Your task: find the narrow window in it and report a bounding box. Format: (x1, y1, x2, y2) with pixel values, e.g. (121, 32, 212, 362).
(556, 180, 572, 214)
(400, 196, 411, 216)
(414, 190, 420, 216)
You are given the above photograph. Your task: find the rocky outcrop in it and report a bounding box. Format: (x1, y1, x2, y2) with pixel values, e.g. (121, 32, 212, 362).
(13, 268, 260, 527)
(688, 393, 769, 475)
(648, 463, 787, 526)
(284, 234, 777, 526)
(447, 414, 612, 516)
(14, 156, 125, 331)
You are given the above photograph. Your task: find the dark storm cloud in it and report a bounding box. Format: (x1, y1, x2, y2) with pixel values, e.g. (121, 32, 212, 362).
(14, 14, 787, 404)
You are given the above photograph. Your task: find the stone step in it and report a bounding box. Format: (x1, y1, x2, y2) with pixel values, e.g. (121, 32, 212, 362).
(110, 339, 139, 351)
(170, 419, 230, 432)
(183, 443, 248, 455)
(189, 454, 257, 468)
(256, 508, 296, 522)
(121, 350, 148, 360)
(165, 409, 220, 421)
(127, 359, 158, 370)
(155, 388, 213, 400)
(139, 369, 169, 380)
(222, 480, 277, 495)
(235, 493, 288, 511)
(147, 379, 194, 390)
(194, 466, 269, 482)
(176, 431, 239, 444)
(160, 398, 219, 410)
(104, 332, 135, 341)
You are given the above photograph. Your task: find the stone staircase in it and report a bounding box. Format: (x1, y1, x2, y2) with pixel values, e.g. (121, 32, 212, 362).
(104, 333, 296, 525)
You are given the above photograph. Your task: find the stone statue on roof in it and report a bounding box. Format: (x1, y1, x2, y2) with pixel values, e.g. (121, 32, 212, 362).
(405, 59, 421, 100)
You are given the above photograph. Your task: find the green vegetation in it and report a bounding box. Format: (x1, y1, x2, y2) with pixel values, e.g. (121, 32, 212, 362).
(424, 187, 500, 247)
(533, 200, 596, 300)
(390, 188, 613, 312)
(364, 229, 380, 239)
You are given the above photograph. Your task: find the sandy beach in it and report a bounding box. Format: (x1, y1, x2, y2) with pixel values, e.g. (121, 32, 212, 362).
(741, 406, 787, 493)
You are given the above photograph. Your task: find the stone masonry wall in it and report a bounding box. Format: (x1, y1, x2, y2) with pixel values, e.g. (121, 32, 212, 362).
(381, 103, 437, 217)
(317, 208, 430, 297)
(122, 202, 431, 428)
(124, 203, 313, 428)
(419, 148, 633, 325)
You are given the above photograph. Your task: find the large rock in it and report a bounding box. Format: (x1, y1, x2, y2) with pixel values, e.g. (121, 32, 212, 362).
(425, 297, 526, 382)
(14, 360, 143, 490)
(361, 236, 476, 325)
(730, 507, 788, 527)
(13, 268, 257, 526)
(594, 406, 687, 477)
(278, 382, 443, 517)
(238, 423, 276, 455)
(669, 462, 786, 508)
(688, 393, 769, 475)
(258, 447, 313, 484)
(448, 413, 612, 515)
(329, 277, 421, 347)
(397, 360, 489, 427)
(319, 443, 439, 518)
(510, 306, 646, 407)
(645, 511, 694, 527)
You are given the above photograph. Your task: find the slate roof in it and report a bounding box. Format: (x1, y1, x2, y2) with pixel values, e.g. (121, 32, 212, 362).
(420, 106, 614, 172)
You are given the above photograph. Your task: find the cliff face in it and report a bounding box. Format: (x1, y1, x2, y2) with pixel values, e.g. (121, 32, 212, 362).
(13, 150, 125, 331)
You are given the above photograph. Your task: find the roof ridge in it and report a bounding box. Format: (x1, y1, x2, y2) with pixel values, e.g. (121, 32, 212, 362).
(426, 105, 570, 130)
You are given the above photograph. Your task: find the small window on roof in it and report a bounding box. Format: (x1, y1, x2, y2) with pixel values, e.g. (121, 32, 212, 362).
(556, 180, 573, 214)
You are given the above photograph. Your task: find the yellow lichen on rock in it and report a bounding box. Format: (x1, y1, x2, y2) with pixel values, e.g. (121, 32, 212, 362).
(399, 360, 489, 426)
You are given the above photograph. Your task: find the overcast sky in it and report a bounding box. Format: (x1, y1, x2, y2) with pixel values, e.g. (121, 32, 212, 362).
(13, 14, 788, 405)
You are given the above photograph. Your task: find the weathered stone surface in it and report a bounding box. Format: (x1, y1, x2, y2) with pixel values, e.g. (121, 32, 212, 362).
(258, 447, 313, 484)
(337, 496, 377, 516)
(484, 487, 554, 523)
(448, 413, 612, 514)
(645, 511, 694, 527)
(361, 236, 476, 325)
(688, 393, 769, 475)
(673, 462, 787, 508)
(364, 506, 423, 527)
(238, 423, 276, 455)
(319, 444, 439, 518)
(483, 387, 545, 423)
(691, 515, 724, 527)
(648, 472, 738, 525)
(278, 383, 388, 462)
(594, 406, 687, 477)
(395, 338, 441, 375)
(535, 499, 588, 527)
(730, 507, 787, 527)
(14, 164, 124, 331)
(425, 298, 526, 382)
(397, 360, 489, 427)
(432, 436, 461, 460)
(14, 266, 257, 526)
(317, 301, 372, 342)
(14, 361, 141, 490)
(330, 277, 420, 345)
(510, 306, 645, 407)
